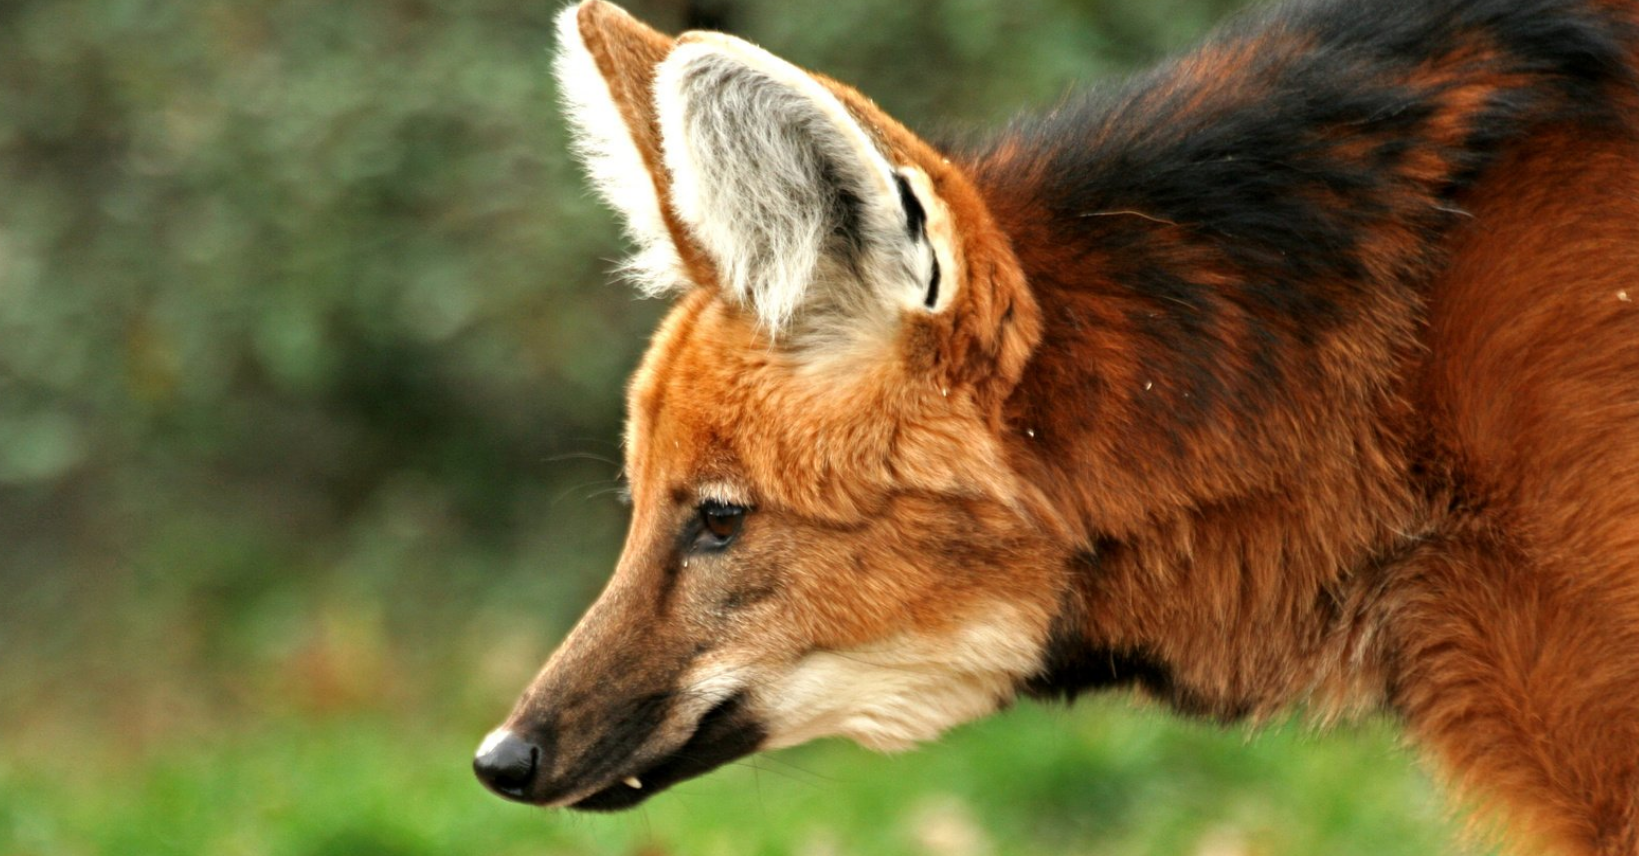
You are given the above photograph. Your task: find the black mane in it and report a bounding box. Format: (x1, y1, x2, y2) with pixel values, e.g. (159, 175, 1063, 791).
(970, 0, 1635, 442)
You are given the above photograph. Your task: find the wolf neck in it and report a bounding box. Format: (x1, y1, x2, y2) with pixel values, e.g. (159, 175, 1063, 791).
(970, 0, 1636, 717)
(992, 241, 1431, 717)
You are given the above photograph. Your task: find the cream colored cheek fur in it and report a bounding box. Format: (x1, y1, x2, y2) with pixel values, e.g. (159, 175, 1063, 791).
(751, 606, 1045, 753)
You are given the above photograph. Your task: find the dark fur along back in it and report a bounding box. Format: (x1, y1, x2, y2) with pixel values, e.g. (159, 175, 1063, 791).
(971, 0, 1637, 529)
(976, 0, 1635, 297)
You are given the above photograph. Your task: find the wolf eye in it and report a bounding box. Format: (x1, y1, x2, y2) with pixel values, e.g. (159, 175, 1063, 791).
(698, 501, 746, 546)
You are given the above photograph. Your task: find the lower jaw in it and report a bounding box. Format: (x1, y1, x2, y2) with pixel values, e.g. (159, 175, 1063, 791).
(565, 692, 766, 813)
(569, 781, 651, 812)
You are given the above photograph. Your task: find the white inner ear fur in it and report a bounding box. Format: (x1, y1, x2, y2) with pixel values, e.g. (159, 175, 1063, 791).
(751, 606, 1043, 753)
(553, 5, 684, 294)
(656, 33, 952, 341)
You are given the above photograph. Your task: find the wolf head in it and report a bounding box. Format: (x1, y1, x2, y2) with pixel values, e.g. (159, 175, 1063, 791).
(471, 1, 1072, 810)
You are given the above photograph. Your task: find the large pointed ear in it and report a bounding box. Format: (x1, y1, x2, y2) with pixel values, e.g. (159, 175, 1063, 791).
(554, 1, 710, 291)
(655, 32, 955, 340)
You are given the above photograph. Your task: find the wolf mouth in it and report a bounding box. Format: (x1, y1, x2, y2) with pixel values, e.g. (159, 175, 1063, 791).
(568, 692, 765, 812)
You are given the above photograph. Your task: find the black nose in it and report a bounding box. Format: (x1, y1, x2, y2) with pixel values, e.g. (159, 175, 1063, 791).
(473, 729, 540, 800)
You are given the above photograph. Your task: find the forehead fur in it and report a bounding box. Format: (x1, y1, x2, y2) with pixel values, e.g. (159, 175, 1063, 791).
(626, 291, 1017, 519)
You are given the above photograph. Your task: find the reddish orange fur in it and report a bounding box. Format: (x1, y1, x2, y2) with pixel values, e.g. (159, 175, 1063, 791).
(1399, 121, 1639, 852)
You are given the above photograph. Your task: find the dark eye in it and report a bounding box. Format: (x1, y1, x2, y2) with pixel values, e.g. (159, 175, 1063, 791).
(698, 501, 746, 546)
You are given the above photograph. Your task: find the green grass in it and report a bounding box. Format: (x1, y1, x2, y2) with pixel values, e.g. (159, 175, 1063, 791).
(0, 697, 1476, 856)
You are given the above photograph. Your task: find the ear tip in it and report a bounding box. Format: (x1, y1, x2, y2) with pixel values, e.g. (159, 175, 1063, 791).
(554, 3, 585, 41)
(658, 35, 725, 85)
(665, 32, 779, 83)
(675, 31, 729, 46)
(576, 0, 625, 24)
(560, 0, 634, 41)
(668, 32, 742, 69)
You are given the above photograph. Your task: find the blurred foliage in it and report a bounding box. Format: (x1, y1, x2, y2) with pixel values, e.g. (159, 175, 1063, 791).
(0, 0, 1246, 722)
(0, 0, 1470, 853)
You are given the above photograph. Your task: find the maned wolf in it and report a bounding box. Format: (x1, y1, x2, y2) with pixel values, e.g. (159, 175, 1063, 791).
(475, 0, 1639, 850)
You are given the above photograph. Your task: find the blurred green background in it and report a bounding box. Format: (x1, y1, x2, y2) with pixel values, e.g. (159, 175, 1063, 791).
(0, 0, 1480, 853)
